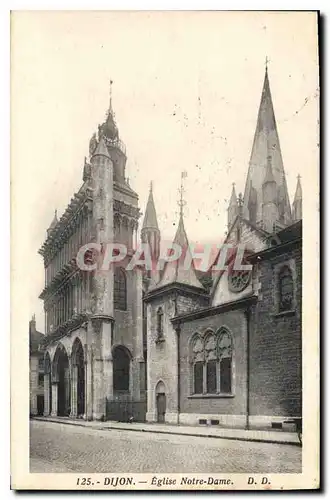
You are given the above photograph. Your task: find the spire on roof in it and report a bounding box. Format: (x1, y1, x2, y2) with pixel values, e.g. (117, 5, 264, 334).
(294, 174, 302, 201)
(292, 174, 303, 221)
(108, 79, 113, 115)
(49, 210, 58, 230)
(155, 213, 203, 290)
(227, 183, 239, 229)
(154, 174, 203, 291)
(142, 182, 159, 231)
(229, 183, 238, 207)
(242, 64, 292, 227)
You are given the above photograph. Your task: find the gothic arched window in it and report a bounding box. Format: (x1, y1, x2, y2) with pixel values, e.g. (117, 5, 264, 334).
(218, 328, 233, 394)
(279, 266, 294, 312)
(114, 267, 127, 311)
(205, 333, 217, 394)
(191, 335, 204, 394)
(190, 328, 233, 395)
(156, 307, 164, 340)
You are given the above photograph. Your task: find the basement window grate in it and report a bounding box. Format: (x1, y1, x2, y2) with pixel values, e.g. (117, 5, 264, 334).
(271, 422, 283, 429)
(210, 419, 219, 426)
(199, 419, 207, 425)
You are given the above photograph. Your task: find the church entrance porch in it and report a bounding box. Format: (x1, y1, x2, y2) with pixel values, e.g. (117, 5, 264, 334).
(71, 338, 86, 418)
(52, 344, 71, 417)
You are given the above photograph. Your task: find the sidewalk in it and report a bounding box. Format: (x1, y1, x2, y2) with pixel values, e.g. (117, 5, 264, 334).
(32, 416, 301, 446)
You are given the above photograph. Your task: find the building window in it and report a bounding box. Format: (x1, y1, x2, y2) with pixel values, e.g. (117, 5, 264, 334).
(278, 265, 294, 312)
(191, 328, 233, 396)
(38, 357, 44, 371)
(114, 267, 127, 311)
(156, 307, 164, 340)
(38, 373, 44, 385)
(206, 361, 217, 393)
(194, 362, 204, 394)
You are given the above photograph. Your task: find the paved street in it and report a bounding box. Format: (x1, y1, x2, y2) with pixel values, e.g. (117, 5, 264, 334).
(30, 420, 301, 474)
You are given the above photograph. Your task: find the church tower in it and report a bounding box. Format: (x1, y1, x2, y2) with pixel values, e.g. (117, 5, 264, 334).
(292, 175, 303, 221)
(39, 81, 143, 422)
(141, 182, 161, 262)
(242, 63, 292, 230)
(144, 173, 208, 424)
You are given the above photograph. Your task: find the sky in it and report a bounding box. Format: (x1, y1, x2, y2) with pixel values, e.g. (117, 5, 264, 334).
(11, 11, 319, 332)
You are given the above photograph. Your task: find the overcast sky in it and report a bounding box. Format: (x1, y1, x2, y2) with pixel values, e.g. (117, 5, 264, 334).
(11, 11, 319, 331)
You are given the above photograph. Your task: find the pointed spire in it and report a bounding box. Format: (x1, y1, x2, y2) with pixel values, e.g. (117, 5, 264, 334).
(229, 183, 238, 207)
(142, 182, 159, 231)
(50, 209, 58, 229)
(155, 214, 203, 290)
(292, 174, 302, 221)
(154, 176, 203, 291)
(99, 79, 119, 141)
(47, 209, 58, 236)
(227, 183, 239, 229)
(91, 136, 111, 160)
(242, 64, 292, 226)
(294, 174, 302, 201)
(108, 79, 113, 115)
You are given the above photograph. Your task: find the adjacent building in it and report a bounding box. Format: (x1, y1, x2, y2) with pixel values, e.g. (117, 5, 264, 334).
(29, 315, 45, 416)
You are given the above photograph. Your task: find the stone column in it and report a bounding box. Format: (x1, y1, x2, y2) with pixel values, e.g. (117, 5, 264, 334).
(133, 268, 143, 402)
(70, 365, 78, 418)
(85, 343, 93, 420)
(92, 356, 104, 420)
(64, 366, 71, 415)
(43, 374, 50, 416)
(51, 383, 58, 416)
(102, 320, 113, 402)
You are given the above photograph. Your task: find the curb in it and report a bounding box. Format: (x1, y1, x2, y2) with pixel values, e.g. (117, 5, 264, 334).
(32, 417, 301, 447)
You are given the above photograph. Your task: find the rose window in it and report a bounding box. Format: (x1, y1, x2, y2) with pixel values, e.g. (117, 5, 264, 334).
(228, 269, 251, 293)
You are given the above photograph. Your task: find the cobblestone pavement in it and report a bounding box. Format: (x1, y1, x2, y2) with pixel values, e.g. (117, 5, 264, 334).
(30, 420, 301, 474)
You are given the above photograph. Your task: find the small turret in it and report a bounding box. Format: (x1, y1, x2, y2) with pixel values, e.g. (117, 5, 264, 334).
(227, 183, 238, 229)
(47, 210, 58, 236)
(292, 175, 302, 221)
(141, 182, 160, 262)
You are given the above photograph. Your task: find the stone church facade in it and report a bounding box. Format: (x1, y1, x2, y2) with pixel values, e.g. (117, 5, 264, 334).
(38, 66, 302, 429)
(144, 66, 302, 429)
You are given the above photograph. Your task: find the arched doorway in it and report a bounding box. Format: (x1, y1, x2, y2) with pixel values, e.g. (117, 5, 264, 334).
(72, 338, 85, 417)
(155, 380, 166, 423)
(53, 344, 70, 417)
(113, 346, 130, 393)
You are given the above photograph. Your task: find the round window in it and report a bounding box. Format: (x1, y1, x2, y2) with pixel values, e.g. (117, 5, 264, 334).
(228, 269, 251, 293)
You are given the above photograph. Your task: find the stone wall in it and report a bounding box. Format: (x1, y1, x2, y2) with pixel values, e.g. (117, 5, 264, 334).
(179, 310, 248, 427)
(249, 245, 302, 420)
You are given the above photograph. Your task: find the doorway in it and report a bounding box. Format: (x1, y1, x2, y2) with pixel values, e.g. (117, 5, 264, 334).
(155, 381, 166, 423)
